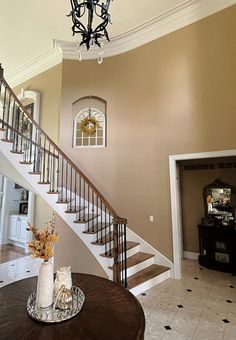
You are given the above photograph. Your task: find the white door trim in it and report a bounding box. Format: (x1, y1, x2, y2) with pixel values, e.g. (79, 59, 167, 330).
(169, 149, 236, 279)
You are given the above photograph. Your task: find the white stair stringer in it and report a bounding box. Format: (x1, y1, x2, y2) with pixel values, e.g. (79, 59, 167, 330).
(0, 133, 172, 294)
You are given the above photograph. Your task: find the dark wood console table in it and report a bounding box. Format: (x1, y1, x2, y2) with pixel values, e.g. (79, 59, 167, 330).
(0, 273, 145, 340)
(198, 224, 236, 274)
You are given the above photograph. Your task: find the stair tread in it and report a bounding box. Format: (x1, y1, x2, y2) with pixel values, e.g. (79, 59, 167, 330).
(56, 199, 71, 204)
(100, 241, 139, 258)
(127, 264, 170, 290)
(19, 161, 32, 164)
(74, 214, 99, 223)
(83, 222, 112, 234)
(65, 206, 87, 214)
(1, 138, 13, 143)
(10, 150, 23, 154)
(109, 252, 154, 270)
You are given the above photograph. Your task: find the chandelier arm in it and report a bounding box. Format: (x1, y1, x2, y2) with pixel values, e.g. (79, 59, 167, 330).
(93, 18, 109, 35)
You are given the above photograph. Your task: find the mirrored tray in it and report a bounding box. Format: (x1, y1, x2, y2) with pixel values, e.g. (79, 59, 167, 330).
(27, 286, 85, 323)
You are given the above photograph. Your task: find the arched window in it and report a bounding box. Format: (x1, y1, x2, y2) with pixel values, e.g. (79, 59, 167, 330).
(73, 107, 106, 148)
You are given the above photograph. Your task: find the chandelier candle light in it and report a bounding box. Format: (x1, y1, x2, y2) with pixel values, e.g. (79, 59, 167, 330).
(68, 0, 113, 64)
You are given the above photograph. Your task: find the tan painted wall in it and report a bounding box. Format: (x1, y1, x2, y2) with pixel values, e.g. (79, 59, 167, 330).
(60, 6, 236, 261)
(13, 64, 62, 144)
(54, 214, 107, 277)
(179, 157, 236, 253)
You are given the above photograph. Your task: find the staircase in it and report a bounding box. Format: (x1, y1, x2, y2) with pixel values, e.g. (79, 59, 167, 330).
(0, 65, 172, 296)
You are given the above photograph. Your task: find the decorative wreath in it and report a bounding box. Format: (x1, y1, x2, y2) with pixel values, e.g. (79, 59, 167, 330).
(79, 117, 100, 135)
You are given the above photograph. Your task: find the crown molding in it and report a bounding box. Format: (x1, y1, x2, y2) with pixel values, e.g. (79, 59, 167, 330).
(7, 46, 62, 88)
(7, 0, 236, 87)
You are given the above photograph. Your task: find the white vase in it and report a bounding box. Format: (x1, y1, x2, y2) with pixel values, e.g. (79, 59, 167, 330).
(36, 260, 54, 309)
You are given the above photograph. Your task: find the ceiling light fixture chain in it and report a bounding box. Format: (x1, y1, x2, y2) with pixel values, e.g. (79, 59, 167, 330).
(67, 0, 113, 63)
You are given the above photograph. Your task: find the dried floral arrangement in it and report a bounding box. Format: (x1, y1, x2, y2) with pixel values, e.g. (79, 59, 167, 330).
(27, 213, 59, 261)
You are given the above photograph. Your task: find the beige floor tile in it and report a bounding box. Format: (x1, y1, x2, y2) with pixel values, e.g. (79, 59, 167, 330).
(205, 296, 229, 313)
(170, 318, 198, 338)
(145, 314, 173, 337)
(162, 329, 192, 340)
(197, 318, 226, 332)
(202, 306, 227, 322)
(193, 326, 224, 340)
(144, 332, 164, 340)
(224, 323, 236, 338)
(182, 294, 207, 312)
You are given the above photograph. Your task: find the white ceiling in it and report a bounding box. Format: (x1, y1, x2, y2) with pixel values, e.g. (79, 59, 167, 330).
(0, 0, 235, 80)
(0, 0, 185, 74)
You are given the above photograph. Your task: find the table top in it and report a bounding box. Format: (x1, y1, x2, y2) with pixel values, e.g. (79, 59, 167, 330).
(0, 273, 145, 340)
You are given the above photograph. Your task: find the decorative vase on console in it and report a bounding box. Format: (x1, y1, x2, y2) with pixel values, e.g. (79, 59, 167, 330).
(27, 213, 59, 309)
(36, 259, 54, 308)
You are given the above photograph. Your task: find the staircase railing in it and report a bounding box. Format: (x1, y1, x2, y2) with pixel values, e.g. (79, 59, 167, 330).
(0, 64, 127, 287)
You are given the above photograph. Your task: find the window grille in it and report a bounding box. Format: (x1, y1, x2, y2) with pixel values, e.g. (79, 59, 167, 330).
(73, 107, 106, 148)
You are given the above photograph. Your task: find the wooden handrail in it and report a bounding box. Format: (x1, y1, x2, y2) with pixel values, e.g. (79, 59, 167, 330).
(0, 65, 126, 224)
(0, 119, 59, 159)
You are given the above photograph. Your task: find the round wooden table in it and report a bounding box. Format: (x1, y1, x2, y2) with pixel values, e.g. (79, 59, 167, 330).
(0, 273, 145, 340)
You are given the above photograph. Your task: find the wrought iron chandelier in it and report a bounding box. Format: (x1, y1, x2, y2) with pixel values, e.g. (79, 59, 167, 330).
(68, 0, 113, 64)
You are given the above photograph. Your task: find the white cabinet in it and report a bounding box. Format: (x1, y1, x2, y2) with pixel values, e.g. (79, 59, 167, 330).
(8, 215, 28, 247)
(8, 216, 18, 241)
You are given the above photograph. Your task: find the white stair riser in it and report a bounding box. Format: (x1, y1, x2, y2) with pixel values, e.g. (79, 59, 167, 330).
(127, 245, 140, 258)
(126, 257, 154, 277)
(113, 257, 154, 278)
(130, 269, 171, 296)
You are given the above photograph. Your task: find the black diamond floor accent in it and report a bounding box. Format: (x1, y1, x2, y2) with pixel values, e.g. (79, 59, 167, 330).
(226, 299, 232, 303)
(194, 277, 199, 280)
(187, 289, 192, 292)
(164, 326, 172, 330)
(177, 304, 183, 308)
(229, 285, 234, 288)
(10, 264, 15, 267)
(0, 281, 3, 283)
(141, 293, 146, 296)
(222, 319, 230, 323)
(26, 270, 30, 273)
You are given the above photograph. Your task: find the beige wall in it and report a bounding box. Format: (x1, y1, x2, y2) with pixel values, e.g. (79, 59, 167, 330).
(54, 214, 107, 277)
(179, 157, 236, 253)
(14, 64, 62, 144)
(60, 6, 236, 261)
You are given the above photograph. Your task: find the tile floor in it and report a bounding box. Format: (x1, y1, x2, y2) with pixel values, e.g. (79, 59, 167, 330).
(0, 257, 236, 339)
(137, 259, 236, 340)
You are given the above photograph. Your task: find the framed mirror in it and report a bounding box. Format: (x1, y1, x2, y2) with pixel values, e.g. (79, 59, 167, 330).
(203, 179, 236, 224)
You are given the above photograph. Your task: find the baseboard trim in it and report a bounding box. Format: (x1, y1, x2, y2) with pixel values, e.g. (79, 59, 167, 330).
(183, 251, 199, 260)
